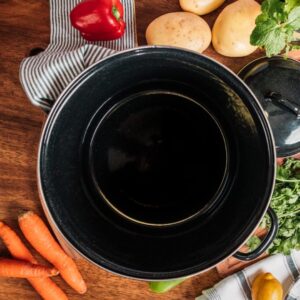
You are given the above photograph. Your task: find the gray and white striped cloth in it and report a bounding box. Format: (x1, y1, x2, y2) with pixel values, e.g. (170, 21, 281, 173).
(197, 251, 300, 300)
(19, 0, 137, 111)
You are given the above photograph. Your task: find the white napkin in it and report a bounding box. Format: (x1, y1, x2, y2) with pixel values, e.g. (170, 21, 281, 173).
(197, 251, 300, 300)
(19, 0, 137, 111)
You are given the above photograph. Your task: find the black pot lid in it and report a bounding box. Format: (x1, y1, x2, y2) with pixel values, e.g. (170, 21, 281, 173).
(239, 56, 300, 157)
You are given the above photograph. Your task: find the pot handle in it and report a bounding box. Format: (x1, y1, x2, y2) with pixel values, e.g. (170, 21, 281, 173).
(233, 207, 278, 261)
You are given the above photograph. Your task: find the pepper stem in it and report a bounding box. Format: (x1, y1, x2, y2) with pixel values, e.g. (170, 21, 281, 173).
(112, 6, 121, 21)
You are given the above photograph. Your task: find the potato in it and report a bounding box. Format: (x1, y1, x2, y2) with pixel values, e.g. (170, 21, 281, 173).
(179, 0, 225, 15)
(212, 0, 261, 57)
(146, 12, 211, 53)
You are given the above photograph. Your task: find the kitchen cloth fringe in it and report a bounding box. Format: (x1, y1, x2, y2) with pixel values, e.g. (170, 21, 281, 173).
(197, 251, 300, 300)
(19, 0, 137, 111)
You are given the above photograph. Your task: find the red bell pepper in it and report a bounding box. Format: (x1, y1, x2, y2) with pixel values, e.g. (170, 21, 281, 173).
(70, 0, 126, 41)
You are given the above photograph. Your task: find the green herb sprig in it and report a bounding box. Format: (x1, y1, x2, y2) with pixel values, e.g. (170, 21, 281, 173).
(247, 158, 300, 255)
(250, 0, 300, 56)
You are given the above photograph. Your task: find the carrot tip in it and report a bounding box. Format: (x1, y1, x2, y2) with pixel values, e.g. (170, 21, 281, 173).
(18, 209, 30, 216)
(18, 210, 34, 220)
(51, 269, 60, 276)
(78, 287, 87, 294)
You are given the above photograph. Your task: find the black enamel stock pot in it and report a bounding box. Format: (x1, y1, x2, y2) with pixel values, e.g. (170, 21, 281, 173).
(38, 47, 277, 280)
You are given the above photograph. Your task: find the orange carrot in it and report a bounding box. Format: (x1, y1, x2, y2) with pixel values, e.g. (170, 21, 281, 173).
(18, 211, 87, 294)
(0, 258, 59, 278)
(29, 277, 69, 300)
(0, 221, 36, 263)
(0, 221, 68, 300)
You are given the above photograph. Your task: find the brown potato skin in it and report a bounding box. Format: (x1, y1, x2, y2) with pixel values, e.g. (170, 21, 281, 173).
(180, 0, 225, 15)
(146, 12, 211, 53)
(212, 0, 261, 57)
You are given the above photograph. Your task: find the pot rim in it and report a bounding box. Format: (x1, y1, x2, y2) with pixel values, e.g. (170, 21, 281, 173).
(37, 46, 277, 281)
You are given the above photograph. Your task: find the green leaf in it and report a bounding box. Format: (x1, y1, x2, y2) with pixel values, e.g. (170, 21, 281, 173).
(149, 279, 186, 293)
(251, 0, 300, 56)
(288, 7, 300, 28)
(250, 19, 287, 56)
(264, 158, 300, 255)
(255, 13, 269, 24)
(262, 0, 285, 19)
(250, 19, 278, 45)
(285, 0, 300, 13)
(265, 29, 287, 56)
(246, 236, 262, 251)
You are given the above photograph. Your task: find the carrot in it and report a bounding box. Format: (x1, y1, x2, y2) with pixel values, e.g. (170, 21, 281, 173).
(18, 211, 87, 294)
(0, 258, 59, 278)
(0, 221, 36, 262)
(0, 221, 68, 300)
(29, 277, 69, 300)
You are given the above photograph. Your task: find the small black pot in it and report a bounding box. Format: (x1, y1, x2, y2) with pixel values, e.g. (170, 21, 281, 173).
(38, 47, 277, 280)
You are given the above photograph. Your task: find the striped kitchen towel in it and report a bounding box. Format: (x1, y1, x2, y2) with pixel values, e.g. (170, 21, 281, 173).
(19, 0, 137, 111)
(197, 251, 300, 300)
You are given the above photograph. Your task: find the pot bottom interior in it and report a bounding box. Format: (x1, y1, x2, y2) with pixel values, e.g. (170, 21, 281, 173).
(84, 89, 228, 226)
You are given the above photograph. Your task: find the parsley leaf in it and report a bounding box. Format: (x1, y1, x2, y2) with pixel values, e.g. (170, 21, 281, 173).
(246, 236, 262, 251)
(247, 158, 300, 255)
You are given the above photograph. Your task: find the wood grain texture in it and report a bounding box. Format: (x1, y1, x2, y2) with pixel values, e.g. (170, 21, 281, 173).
(0, 0, 263, 299)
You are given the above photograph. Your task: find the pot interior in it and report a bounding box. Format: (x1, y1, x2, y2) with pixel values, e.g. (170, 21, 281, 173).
(40, 47, 275, 280)
(86, 89, 227, 226)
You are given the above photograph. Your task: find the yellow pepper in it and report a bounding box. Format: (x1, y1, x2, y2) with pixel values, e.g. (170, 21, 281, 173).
(251, 273, 283, 300)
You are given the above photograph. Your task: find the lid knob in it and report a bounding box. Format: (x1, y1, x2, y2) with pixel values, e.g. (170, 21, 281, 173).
(264, 91, 300, 119)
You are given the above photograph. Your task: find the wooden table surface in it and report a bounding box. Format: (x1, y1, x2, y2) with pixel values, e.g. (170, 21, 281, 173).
(0, 0, 265, 299)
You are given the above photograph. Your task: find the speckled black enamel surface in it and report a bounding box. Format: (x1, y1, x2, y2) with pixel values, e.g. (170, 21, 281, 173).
(39, 47, 275, 280)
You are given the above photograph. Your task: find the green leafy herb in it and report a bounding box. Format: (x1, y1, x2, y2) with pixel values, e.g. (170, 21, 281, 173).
(246, 235, 262, 251)
(285, 0, 300, 13)
(250, 0, 300, 56)
(248, 158, 300, 255)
